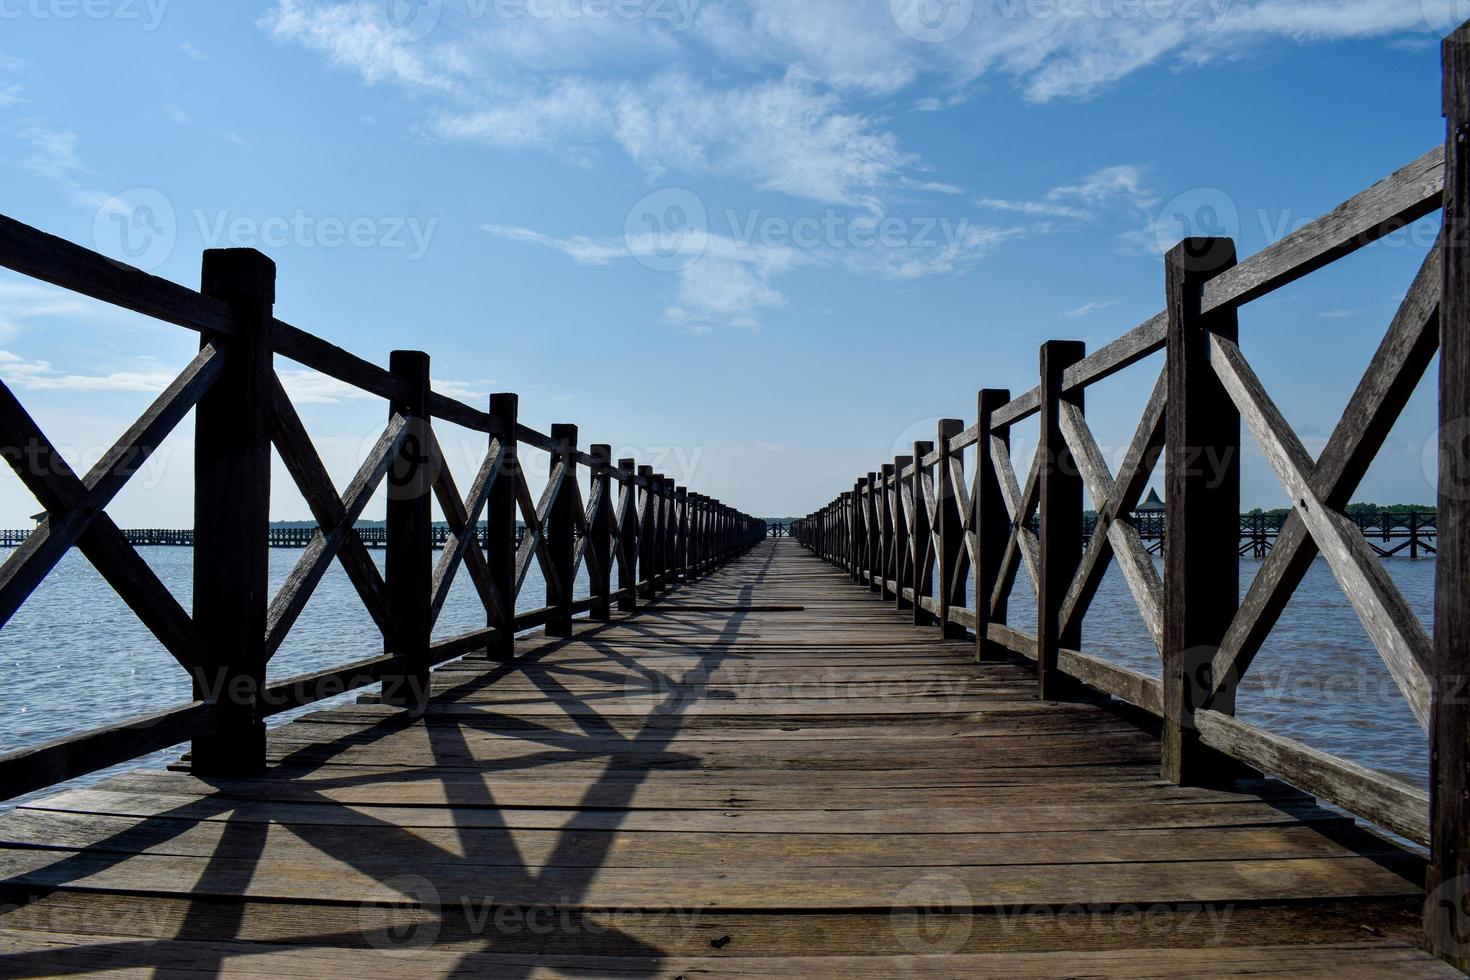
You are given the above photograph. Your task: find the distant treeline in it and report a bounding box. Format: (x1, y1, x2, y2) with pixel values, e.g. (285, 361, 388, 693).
(1243, 503, 1436, 521)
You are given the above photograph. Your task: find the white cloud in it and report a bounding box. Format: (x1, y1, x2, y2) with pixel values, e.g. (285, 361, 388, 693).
(18, 127, 85, 180)
(180, 41, 208, 61)
(0, 55, 23, 107)
(1063, 300, 1120, 319)
(483, 214, 1017, 330)
(0, 280, 118, 341)
(0, 350, 175, 393)
(277, 368, 488, 405)
(480, 223, 631, 266)
(978, 164, 1163, 252)
(259, 0, 1445, 209)
(710, 0, 1439, 102)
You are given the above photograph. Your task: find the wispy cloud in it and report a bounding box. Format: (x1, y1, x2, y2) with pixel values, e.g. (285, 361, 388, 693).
(483, 215, 1017, 331)
(1063, 300, 1120, 319)
(0, 280, 119, 341)
(180, 41, 208, 61)
(260, 0, 1444, 216)
(0, 350, 175, 393)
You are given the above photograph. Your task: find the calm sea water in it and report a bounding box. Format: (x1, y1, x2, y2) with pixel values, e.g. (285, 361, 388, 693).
(0, 546, 1435, 810)
(984, 556, 1435, 787)
(0, 547, 588, 810)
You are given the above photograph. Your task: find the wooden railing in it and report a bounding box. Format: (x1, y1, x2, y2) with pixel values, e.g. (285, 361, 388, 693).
(0, 226, 763, 802)
(795, 23, 1470, 969)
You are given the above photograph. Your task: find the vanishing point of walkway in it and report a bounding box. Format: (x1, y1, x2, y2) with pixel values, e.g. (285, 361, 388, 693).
(0, 540, 1452, 976)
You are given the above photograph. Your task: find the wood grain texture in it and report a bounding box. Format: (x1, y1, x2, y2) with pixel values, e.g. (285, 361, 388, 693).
(0, 540, 1446, 978)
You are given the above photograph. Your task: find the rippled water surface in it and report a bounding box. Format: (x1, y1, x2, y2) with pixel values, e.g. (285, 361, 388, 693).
(0, 546, 586, 809)
(984, 556, 1434, 786)
(0, 545, 1434, 810)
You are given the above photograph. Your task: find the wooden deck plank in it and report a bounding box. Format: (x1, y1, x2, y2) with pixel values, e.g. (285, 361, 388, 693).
(0, 540, 1450, 976)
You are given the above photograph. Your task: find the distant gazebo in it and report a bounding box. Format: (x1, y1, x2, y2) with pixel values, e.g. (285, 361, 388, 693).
(30, 512, 46, 525)
(1136, 489, 1164, 514)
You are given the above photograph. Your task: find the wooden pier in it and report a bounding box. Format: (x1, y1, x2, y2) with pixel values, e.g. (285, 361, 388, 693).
(0, 539, 1454, 976)
(5, 19, 1470, 977)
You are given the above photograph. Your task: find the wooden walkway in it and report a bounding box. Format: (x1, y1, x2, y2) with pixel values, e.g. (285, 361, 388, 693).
(0, 540, 1453, 977)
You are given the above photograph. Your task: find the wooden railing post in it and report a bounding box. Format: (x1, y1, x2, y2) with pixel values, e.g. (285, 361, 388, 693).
(1039, 341, 1086, 702)
(866, 471, 881, 594)
(910, 442, 934, 627)
(879, 463, 896, 601)
(486, 393, 518, 661)
(382, 350, 433, 710)
(589, 444, 614, 622)
(638, 466, 658, 598)
(662, 476, 675, 586)
(617, 458, 639, 611)
(976, 389, 1012, 662)
(545, 423, 578, 638)
(652, 474, 670, 591)
(936, 419, 966, 639)
(1431, 24, 1470, 970)
(686, 492, 702, 582)
(675, 486, 689, 583)
(191, 248, 274, 776)
(893, 455, 912, 610)
(1163, 237, 1241, 783)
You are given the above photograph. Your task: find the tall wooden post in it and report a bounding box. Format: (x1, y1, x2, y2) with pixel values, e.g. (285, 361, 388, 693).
(936, 420, 966, 639)
(1431, 25, 1470, 970)
(865, 472, 880, 594)
(1038, 341, 1086, 703)
(382, 350, 433, 710)
(910, 441, 934, 627)
(893, 455, 912, 610)
(653, 474, 669, 591)
(192, 248, 274, 775)
(975, 389, 1012, 662)
(638, 466, 658, 598)
(589, 444, 614, 622)
(662, 477, 675, 585)
(686, 492, 702, 582)
(486, 393, 518, 661)
(617, 459, 639, 611)
(1163, 237, 1241, 783)
(675, 486, 689, 583)
(545, 423, 578, 638)
(876, 467, 887, 602)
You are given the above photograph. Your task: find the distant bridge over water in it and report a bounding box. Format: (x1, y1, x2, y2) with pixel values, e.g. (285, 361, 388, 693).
(1, 510, 1437, 559)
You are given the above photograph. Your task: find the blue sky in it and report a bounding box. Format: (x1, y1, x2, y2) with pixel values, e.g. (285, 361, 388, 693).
(0, 0, 1459, 524)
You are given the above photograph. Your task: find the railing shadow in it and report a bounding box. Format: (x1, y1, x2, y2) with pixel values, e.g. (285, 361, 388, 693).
(0, 546, 776, 977)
